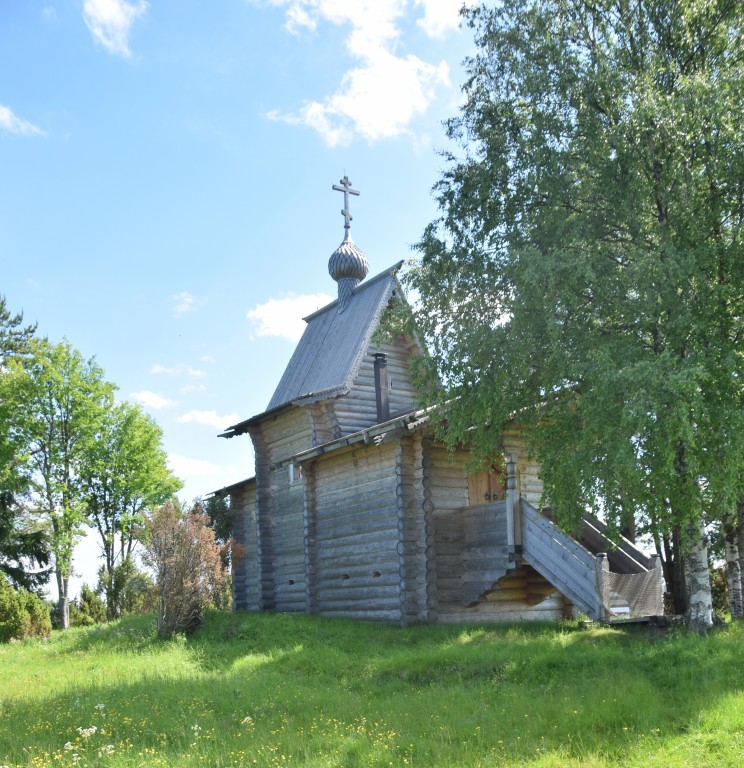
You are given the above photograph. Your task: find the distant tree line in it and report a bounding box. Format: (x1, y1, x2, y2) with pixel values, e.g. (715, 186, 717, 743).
(0, 295, 184, 632)
(1, 294, 240, 640)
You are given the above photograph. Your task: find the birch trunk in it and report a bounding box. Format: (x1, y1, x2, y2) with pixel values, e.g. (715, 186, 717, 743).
(683, 518, 713, 633)
(724, 510, 743, 619)
(737, 503, 744, 619)
(55, 571, 70, 630)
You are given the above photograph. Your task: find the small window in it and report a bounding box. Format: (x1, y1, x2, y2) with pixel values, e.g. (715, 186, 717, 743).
(288, 463, 303, 485)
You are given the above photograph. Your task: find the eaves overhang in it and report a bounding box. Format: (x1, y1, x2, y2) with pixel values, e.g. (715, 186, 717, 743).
(206, 475, 256, 498)
(269, 406, 435, 471)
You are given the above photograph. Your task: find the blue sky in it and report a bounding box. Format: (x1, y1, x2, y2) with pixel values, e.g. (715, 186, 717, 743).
(2, 0, 473, 590)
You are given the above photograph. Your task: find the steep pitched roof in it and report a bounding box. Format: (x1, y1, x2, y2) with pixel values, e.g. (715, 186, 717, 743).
(265, 261, 404, 411)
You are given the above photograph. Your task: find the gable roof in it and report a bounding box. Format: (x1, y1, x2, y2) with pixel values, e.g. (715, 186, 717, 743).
(265, 261, 404, 411)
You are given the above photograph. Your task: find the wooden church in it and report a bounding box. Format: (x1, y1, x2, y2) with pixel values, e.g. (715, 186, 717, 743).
(218, 177, 663, 625)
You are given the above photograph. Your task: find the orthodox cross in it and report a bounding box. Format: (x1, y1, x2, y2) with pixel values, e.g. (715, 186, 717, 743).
(332, 175, 360, 232)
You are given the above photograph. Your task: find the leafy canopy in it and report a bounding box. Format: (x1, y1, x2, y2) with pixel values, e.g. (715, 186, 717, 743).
(409, 0, 744, 533)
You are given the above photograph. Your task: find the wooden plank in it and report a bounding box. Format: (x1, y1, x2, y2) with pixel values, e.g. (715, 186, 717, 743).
(315, 558, 399, 576)
(522, 550, 596, 616)
(524, 532, 596, 596)
(317, 608, 403, 622)
(485, 588, 529, 602)
(522, 509, 596, 571)
(461, 568, 509, 583)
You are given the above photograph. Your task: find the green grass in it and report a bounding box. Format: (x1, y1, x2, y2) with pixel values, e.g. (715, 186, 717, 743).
(1, 612, 743, 767)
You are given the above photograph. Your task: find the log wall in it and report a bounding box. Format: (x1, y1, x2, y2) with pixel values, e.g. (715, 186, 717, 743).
(248, 407, 315, 612)
(230, 480, 260, 611)
(308, 401, 341, 445)
(333, 337, 418, 436)
(422, 441, 575, 622)
(437, 593, 571, 623)
(396, 434, 431, 624)
(311, 442, 404, 622)
(235, 405, 587, 624)
(437, 555, 573, 624)
(427, 443, 470, 607)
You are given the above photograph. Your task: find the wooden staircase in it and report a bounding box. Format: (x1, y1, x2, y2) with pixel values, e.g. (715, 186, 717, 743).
(433, 494, 663, 620)
(519, 500, 663, 620)
(520, 501, 604, 617)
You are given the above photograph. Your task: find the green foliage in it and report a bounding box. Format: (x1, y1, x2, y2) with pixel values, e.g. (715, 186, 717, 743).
(0, 297, 48, 592)
(202, 493, 233, 545)
(0, 295, 36, 362)
(1, 298, 180, 628)
(1, 613, 744, 766)
(410, 1, 744, 615)
(0, 572, 51, 642)
(709, 564, 729, 617)
(83, 401, 181, 619)
(0, 491, 50, 593)
(70, 584, 108, 627)
(202, 493, 243, 601)
(6, 337, 116, 627)
(96, 557, 157, 618)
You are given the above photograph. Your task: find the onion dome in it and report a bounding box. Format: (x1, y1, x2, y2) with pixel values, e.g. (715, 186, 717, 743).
(329, 233, 369, 310)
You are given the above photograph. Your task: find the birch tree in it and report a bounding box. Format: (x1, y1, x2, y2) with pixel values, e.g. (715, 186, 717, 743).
(410, 0, 744, 631)
(82, 401, 181, 619)
(10, 339, 114, 628)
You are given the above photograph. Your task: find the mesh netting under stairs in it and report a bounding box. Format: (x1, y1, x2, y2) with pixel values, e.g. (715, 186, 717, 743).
(604, 568, 663, 617)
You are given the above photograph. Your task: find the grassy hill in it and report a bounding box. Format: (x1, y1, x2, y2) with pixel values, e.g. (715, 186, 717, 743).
(1, 612, 743, 767)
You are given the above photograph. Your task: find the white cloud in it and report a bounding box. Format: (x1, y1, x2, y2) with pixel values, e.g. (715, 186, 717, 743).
(414, 0, 466, 38)
(171, 290, 205, 316)
(262, 0, 453, 145)
(129, 390, 177, 409)
(150, 363, 206, 377)
(167, 453, 222, 478)
(177, 410, 242, 430)
(181, 383, 207, 394)
(82, 0, 148, 58)
(247, 292, 332, 342)
(0, 105, 45, 136)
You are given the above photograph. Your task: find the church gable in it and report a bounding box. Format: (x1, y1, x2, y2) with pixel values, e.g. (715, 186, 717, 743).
(332, 333, 420, 436)
(266, 264, 402, 412)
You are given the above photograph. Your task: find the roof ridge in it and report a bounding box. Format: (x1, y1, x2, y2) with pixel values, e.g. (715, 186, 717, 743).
(303, 260, 403, 322)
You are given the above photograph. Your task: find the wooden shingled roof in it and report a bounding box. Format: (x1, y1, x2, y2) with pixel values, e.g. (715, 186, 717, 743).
(266, 261, 404, 411)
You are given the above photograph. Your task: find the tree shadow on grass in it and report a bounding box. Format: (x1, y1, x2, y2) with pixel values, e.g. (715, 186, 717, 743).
(2, 614, 743, 767)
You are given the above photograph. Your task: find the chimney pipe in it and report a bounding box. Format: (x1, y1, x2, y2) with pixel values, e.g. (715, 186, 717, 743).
(374, 353, 390, 423)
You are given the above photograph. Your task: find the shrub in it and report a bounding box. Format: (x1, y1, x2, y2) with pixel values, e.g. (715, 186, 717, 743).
(710, 564, 729, 617)
(70, 584, 107, 627)
(140, 501, 228, 638)
(0, 573, 51, 642)
(97, 558, 157, 619)
(119, 567, 157, 616)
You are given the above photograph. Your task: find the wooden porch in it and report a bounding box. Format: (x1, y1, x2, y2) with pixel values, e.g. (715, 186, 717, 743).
(432, 456, 664, 622)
